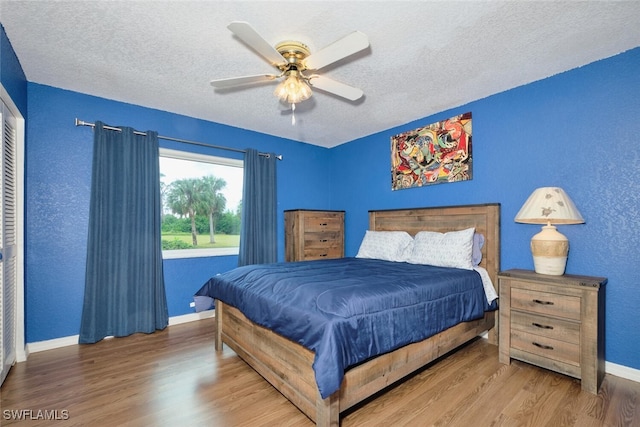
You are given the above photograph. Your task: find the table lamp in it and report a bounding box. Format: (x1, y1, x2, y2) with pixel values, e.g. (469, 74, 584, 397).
(515, 187, 584, 275)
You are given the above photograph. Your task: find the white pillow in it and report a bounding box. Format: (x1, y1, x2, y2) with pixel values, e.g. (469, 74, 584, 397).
(407, 227, 475, 270)
(355, 230, 414, 262)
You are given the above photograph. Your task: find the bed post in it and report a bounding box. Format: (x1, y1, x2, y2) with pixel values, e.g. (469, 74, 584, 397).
(214, 299, 223, 351)
(316, 391, 339, 427)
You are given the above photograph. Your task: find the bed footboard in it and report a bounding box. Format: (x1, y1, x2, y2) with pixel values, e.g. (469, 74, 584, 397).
(215, 298, 494, 426)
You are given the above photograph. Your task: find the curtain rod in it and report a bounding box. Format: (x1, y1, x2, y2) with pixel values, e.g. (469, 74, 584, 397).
(75, 118, 282, 160)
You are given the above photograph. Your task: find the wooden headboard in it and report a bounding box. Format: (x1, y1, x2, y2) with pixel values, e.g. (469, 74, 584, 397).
(369, 203, 501, 286)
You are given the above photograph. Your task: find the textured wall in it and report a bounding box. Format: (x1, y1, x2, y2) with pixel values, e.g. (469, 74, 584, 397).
(330, 47, 640, 371)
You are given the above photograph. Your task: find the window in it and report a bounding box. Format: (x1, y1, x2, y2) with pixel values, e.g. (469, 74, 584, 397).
(159, 148, 243, 259)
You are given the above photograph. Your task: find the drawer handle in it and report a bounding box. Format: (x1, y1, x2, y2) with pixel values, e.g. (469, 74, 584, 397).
(319, 223, 328, 226)
(532, 299, 554, 305)
(532, 322, 554, 330)
(319, 254, 328, 257)
(320, 239, 328, 242)
(532, 342, 554, 350)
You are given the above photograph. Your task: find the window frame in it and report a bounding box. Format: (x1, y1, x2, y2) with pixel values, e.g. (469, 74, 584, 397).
(159, 148, 243, 259)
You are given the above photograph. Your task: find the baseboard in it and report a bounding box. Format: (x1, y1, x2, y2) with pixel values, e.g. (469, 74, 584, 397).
(16, 347, 28, 363)
(25, 334, 80, 355)
(605, 361, 640, 383)
(24, 310, 215, 356)
(168, 310, 215, 326)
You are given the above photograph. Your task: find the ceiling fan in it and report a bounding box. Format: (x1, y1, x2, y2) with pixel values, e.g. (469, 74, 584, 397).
(210, 21, 369, 123)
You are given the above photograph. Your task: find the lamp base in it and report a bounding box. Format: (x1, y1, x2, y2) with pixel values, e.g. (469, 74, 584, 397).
(530, 225, 569, 276)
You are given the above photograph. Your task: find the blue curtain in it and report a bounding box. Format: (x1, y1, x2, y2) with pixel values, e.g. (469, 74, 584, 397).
(79, 122, 168, 344)
(238, 149, 278, 266)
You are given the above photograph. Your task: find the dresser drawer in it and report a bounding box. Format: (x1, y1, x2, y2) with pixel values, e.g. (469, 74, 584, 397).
(303, 246, 343, 260)
(511, 329, 580, 366)
(303, 231, 343, 248)
(511, 286, 581, 321)
(511, 311, 580, 344)
(303, 215, 343, 232)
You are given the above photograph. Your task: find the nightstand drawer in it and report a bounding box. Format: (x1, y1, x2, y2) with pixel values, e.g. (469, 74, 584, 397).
(511, 286, 581, 321)
(511, 329, 580, 366)
(511, 311, 580, 344)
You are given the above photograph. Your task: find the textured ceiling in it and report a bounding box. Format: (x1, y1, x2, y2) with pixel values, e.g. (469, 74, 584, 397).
(2, 1, 640, 148)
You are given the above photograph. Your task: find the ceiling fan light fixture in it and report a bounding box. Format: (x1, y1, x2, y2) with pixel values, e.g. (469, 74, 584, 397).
(274, 70, 312, 104)
(211, 22, 369, 121)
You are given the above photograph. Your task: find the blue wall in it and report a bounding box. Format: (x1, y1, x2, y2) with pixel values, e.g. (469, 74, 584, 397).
(331, 47, 640, 371)
(25, 83, 332, 342)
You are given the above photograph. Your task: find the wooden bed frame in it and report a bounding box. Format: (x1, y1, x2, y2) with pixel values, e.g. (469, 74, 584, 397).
(215, 203, 500, 426)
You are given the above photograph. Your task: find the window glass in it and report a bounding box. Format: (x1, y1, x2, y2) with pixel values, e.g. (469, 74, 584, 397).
(159, 148, 243, 259)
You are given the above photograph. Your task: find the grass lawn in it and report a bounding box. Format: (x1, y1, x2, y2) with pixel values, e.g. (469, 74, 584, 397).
(162, 233, 240, 249)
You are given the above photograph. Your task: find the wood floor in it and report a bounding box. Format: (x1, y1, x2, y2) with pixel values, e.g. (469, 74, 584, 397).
(2, 318, 639, 426)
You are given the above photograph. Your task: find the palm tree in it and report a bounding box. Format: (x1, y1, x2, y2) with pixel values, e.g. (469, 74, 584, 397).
(200, 176, 227, 243)
(166, 178, 204, 246)
(160, 173, 169, 218)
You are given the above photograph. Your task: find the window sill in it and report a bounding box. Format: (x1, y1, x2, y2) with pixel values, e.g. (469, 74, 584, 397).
(162, 247, 239, 259)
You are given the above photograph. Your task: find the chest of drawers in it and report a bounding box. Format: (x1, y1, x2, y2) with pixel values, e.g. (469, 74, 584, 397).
(284, 210, 345, 261)
(498, 269, 606, 394)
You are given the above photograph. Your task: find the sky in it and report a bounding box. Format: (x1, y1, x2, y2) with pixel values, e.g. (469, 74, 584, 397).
(159, 156, 244, 213)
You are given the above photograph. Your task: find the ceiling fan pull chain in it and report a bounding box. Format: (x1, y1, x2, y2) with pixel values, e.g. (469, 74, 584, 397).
(291, 103, 296, 126)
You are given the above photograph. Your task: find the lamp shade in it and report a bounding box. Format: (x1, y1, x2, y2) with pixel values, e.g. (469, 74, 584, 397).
(515, 187, 584, 276)
(274, 71, 312, 104)
(515, 187, 584, 225)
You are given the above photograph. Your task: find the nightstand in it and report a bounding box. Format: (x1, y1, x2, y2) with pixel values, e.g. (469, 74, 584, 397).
(498, 269, 606, 394)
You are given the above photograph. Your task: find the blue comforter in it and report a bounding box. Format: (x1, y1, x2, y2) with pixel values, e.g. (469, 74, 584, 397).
(196, 257, 491, 398)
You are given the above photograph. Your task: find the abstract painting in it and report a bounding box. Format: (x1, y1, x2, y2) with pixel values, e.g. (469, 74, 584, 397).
(391, 112, 472, 190)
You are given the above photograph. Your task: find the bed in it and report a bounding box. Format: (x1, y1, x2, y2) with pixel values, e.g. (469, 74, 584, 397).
(203, 203, 500, 426)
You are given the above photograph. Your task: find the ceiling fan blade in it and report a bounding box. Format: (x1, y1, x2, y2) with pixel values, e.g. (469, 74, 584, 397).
(304, 31, 369, 71)
(308, 75, 363, 101)
(227, 21, 286, 66)
(210, 74, 278, 88)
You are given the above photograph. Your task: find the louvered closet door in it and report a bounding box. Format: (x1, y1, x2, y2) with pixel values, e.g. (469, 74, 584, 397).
(0, 100, 17, 387)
